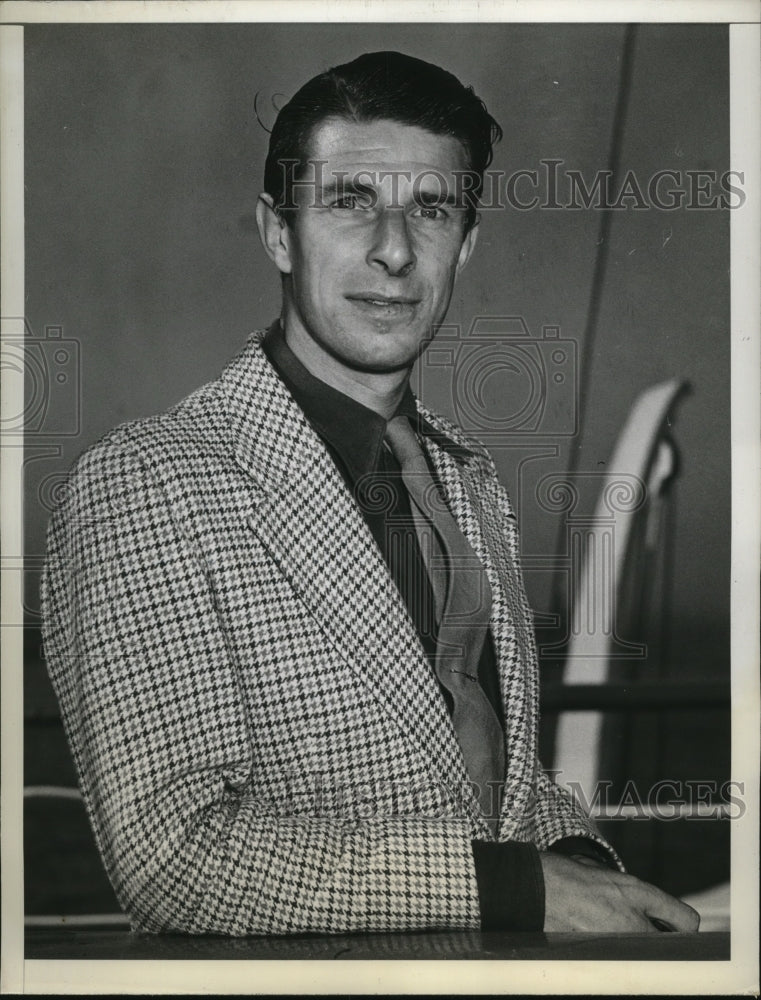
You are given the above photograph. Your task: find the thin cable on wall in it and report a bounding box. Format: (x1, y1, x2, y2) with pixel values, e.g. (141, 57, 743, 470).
(550, 23, 639, 621)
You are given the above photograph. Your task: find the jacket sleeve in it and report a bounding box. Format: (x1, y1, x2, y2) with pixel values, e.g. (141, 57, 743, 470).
(40, 436, 482, 936)
(530, 766, 624, 870)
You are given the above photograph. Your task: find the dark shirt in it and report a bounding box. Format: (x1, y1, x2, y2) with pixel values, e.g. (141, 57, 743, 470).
(262, 321, 608, 931)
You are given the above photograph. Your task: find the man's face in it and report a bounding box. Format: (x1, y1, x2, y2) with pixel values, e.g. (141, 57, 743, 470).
(267, 118, 478, 374)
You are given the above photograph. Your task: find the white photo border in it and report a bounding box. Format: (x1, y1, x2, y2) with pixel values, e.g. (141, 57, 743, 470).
(2, 2, 758, 994)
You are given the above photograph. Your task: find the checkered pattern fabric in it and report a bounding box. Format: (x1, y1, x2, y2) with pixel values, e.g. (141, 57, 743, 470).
(41, 330, 619, 936)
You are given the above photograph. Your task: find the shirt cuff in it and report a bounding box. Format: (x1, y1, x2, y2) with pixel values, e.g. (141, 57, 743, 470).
(471, 840, 545, 931)
(548, 836, 618, 868)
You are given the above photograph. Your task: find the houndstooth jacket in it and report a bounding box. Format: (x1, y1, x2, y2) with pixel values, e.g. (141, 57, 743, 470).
(41, 329, 618, 936)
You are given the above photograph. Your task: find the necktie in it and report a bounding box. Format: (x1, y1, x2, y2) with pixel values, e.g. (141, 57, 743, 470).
(384, 415, 506, 832)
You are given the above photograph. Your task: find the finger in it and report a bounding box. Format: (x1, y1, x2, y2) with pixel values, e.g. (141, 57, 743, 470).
(641, 890, 701, 933)
(628, 911, 663, 933)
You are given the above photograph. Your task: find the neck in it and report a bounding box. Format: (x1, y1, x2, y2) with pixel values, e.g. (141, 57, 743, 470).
(283, 322, 411, 420)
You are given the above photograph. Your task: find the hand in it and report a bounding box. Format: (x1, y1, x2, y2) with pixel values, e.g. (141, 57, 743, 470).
(539, 852, 700, 933)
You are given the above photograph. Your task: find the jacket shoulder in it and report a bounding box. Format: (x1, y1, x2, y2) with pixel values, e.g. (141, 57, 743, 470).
(57, 374, 230, 515)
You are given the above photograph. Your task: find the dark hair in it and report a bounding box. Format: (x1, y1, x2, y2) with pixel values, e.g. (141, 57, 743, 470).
(264, 50, 502, 227)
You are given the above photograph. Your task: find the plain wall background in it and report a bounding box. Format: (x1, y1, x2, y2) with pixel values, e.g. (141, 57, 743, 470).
(23, 23, 730, 903)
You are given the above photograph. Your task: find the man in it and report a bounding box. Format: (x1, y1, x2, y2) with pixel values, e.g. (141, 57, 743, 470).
(41, 51, 698, 936)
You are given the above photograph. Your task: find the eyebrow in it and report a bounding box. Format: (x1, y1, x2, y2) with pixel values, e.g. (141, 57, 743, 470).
(316, 178, 466, 209)
(414, 189, 463, 208)
(317, 179, 376, 199)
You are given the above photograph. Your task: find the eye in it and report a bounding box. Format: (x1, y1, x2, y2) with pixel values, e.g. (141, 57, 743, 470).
(414, 205, 447, 220)
(331, 193, 367, 210)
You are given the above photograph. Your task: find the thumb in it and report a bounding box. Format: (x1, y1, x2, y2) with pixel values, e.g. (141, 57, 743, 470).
(643, 891, 701, 932)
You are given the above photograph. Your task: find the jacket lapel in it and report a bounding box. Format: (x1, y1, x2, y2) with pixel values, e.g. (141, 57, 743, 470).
(417, 404, 538, 839)
(218, 334, 480, 822)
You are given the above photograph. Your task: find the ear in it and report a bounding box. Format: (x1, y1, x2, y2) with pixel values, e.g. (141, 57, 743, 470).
(455, 214, 480, 276)
(256, 193, 293, 275)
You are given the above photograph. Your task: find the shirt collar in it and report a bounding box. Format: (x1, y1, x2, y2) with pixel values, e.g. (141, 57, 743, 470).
(261, 321, 475, 482)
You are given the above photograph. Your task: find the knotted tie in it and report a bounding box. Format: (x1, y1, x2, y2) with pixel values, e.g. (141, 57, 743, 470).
(384, 415, 506, 831)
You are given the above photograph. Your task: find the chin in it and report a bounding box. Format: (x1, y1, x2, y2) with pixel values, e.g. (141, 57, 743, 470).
(357, 356, 418, 375)
(349, 335, 426, 374)
(338, 349, 418, 375)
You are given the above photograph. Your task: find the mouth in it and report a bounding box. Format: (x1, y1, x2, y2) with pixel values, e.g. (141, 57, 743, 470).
(345, 293, 420, 318)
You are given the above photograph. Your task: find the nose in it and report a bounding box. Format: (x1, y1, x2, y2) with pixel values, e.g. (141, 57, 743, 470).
(367, 208, 416, 277)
